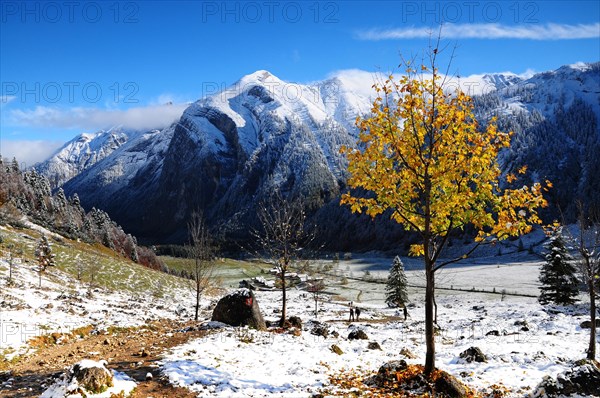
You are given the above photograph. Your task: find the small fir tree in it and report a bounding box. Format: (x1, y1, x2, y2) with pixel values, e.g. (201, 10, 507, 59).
(385, 256, 409, 308)
(539, 226, 579, 305)
(35, 235, 56, 288)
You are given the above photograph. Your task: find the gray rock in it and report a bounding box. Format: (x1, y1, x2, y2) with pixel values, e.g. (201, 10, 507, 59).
(459, 347, 487, 363)
(211, 289, 266, 330)
(434, 371, 468, 398)
(534, 360, 600, 397)
(311, 324, 329, 338)
(348, 330, 368, 340)
(71, 361, 113, 394)
(370, 360, 408, 387)
(580, 319, 600, 329)
(367, 341, 382, 350)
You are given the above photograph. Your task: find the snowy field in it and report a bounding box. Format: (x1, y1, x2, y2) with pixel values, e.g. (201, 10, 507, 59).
(161, 272, 597, 397)
(320, 252, 543, 306)
(1, 225, 597, 397)
(0, 226, 197, 359)
(0, 260, 194, 356)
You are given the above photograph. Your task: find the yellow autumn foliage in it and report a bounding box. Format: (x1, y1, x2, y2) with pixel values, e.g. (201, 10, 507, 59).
(341, 67, 548, 253)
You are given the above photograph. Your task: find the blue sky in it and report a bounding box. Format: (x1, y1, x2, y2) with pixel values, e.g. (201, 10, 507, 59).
(1, 0, 599, 165)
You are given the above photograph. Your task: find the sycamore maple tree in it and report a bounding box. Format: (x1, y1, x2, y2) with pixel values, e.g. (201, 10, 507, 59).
(341, 49, 549, 375)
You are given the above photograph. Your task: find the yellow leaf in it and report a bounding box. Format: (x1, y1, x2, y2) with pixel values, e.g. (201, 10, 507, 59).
(409, 244, 424, 257)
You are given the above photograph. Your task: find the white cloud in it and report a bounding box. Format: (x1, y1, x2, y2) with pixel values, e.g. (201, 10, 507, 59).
(8, 103, 189, 131)
(0, 139, 64, 167)
(326, 67, 539, 97)
(326, 69, 388, 98)
(518, 68, 537, 79)
(358, 22, 600, 41)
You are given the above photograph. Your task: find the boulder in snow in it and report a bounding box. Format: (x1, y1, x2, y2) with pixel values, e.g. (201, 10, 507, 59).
(348, 329, 369, 340)
(288, 316, 302, 329)
(367, 341, 382, 350)
(41, 359, 136, 398)
(579, 319, 600, 329)
(459, 347, 487, 363)
(399, 347, 417, 359)
(71, 360, 113, 393)
(370, 360, 408, 387)
(311, 323, 330, 338)
(533, 359, 600, 397)
(211, 289, 266, 330)
(434, 371, 469, 398)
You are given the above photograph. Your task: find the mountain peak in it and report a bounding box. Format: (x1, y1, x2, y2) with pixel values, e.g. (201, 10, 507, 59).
(251, 69, 273, 79)
(566, 61, 593, 72)
(238, 70, 281, 86)
(33, 62, 599, 248)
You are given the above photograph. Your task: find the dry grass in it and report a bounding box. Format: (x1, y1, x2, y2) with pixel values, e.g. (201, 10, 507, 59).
(325, 364, 480, 397)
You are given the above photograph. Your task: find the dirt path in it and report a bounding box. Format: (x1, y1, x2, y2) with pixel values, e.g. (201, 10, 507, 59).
(1, 319, 208, 397)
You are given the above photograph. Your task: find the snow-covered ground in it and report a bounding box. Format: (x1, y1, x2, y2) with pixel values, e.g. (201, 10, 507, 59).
(0, 233, 197, 360)
(41, 360, 137, 398)
(161, 263, 597, 397)
(2, 225, 597, 397)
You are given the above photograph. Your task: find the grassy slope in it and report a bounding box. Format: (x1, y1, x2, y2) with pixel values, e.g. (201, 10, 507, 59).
(0, 225, 186, 295)
(1, 224, 270, 296)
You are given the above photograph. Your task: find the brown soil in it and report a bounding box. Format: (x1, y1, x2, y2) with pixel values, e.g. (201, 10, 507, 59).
(0, 319, 208, 397)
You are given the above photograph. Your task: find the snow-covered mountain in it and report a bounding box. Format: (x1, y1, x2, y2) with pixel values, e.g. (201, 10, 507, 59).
(473, 62, 600, 220)
(37, 70, 381, 243)
(36, 127, 134, 188)
(35, 63, 600, 247)
(481, 62, 599, 118)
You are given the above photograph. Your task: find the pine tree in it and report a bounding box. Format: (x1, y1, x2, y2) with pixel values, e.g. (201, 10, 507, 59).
(539, 226, 579, 305)
(35, 235, 56, 288)
(385, 256, 409, 308)
(54, 188, 68, 209)
(11, 157, 20, 173)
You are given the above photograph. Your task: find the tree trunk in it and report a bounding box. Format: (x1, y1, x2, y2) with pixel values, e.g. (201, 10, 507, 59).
(280, 267, 287, 327)
(423, 173, 435, 375)
(424, 257, 436, 375)
(588, 274, 597, 360)
(195, 280, 200, 321)
(433, 278, 438, 324)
